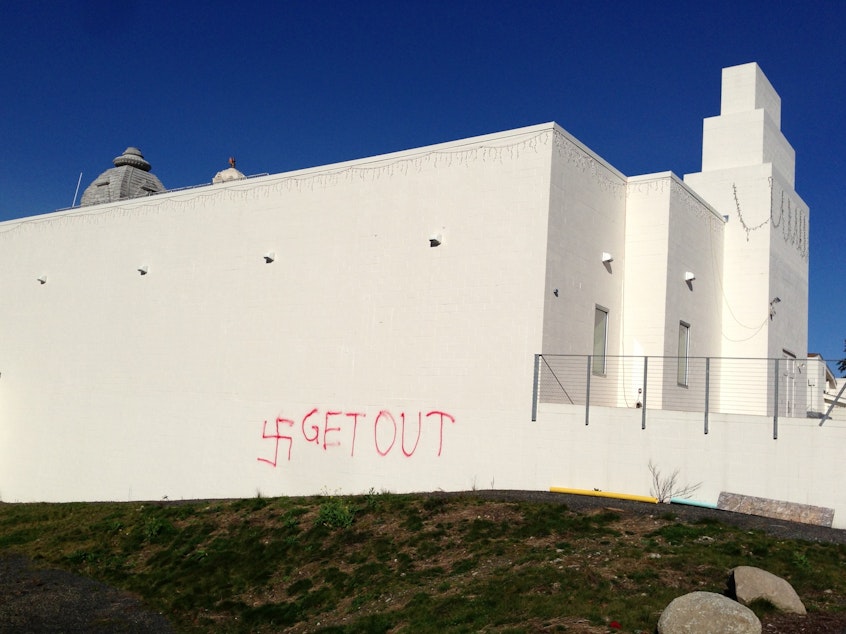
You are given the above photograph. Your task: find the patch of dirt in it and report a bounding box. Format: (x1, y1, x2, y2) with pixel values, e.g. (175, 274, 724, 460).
(760, 611, 846, 633)
(0, 553, 173, 633)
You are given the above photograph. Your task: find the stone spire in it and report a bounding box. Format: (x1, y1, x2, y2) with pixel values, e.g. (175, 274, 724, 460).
(699, 63, 795, 187)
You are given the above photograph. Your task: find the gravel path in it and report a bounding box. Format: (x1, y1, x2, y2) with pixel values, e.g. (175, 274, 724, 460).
(0, 553, 173, 633)
(470, 489, 846, 544)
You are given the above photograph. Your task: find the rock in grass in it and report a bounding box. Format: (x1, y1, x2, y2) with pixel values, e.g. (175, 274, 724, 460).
(729, 566, 806, 615)
(657, 591, 761, 634)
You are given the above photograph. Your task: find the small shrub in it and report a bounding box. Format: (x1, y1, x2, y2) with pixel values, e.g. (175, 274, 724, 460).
(648, 460, 702, 503)
(365, 487, 380, 509)
(422, 495, 448, 514)
(144, 516, 165, 541)
(316, 498, 355, 529)
(403, 508, 424, 531)
(140, 512, 175, 543)
(792, 550, 811, 571)
(280, 511, 299, 530)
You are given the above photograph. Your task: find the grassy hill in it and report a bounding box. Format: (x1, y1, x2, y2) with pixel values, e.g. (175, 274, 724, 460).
(1, 491, 845, 632)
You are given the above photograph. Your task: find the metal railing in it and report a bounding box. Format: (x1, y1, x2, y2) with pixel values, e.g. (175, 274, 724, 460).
(532, 354, 816, 438)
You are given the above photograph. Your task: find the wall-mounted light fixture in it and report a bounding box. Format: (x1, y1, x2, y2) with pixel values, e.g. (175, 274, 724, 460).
(684, 271, 696, 282)
(429, 233, 442, 247)
(263, 252, 276, 264)
(553, 288, 559, 297)
(137, 266, 149, 276)
(769, 296, 781, 320)
(601, 252, 614, 263)
(37, 276, 47, 285)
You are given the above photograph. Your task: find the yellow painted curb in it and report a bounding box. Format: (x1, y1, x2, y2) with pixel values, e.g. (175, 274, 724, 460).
(550, 486, 658, 504)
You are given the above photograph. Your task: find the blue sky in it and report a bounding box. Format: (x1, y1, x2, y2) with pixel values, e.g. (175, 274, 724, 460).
(2, 1, 845, 369)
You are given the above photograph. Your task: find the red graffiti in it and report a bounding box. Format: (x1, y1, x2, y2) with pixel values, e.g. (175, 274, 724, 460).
(323, 411, 343, 450)
(345, 412, 363, 457)
(374, 410, 397, 456)
(401, 412, 421, 457)
(257, 417, 294, 467)
(258, 407, 455, 466)
(426, 410, 455, 457)
(302, 408, 319, 444)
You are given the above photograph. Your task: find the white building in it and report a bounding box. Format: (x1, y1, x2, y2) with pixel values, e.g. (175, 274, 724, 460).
(807, 354, 839, 416)
(2, 63, 839, 526)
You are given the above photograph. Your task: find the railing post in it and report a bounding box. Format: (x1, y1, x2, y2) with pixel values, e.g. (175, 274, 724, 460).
(704, 357, 710, 434)
(773, 358, 779, 439)
(641, 356, 648, 430)
(585, 355, 592, 426)
(531, 354, 540, 422)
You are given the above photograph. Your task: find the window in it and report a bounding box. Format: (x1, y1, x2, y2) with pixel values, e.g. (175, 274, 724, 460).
(677, 321, 690, 386)
(593, 306, 608, 375)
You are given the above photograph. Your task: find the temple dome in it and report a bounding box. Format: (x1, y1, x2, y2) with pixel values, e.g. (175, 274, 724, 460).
(80, 147, 166, 206)
(213, 157, 246, 184)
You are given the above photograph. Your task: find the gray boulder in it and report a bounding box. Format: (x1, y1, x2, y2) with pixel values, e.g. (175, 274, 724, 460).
(657, 591, 761, 634)
(729, 565, 806, 615)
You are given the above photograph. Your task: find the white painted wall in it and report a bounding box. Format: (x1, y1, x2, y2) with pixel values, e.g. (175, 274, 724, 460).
(0, 125, 556, 502)
(535, 403, 846, 529)
(624, 174, 725, 358)
(541, 128, 627, 410)
(624, 174, 725, 409)
(622, 176, 671, 358)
